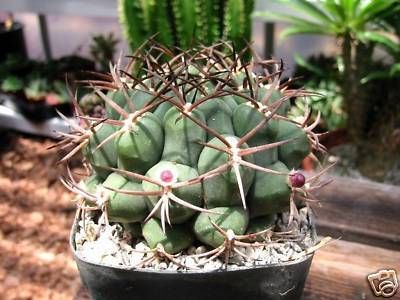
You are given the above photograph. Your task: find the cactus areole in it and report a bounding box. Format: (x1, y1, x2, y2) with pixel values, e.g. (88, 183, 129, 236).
(59, 42, 331, 297)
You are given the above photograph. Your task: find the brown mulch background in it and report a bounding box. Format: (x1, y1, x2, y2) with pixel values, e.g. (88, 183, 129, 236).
(0, 133, 82, 300)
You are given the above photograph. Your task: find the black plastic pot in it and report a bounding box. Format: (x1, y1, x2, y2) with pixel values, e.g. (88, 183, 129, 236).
(0, 22, 27, 62)
(9, 94, 72, 122)
(71, 222, 314, 300)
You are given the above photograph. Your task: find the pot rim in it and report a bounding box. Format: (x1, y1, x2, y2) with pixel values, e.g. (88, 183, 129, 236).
(70, 216, 314, 275)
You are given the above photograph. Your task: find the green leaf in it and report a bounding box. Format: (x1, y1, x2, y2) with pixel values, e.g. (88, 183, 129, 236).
(360, 70, 390, 84)
(323, 0, 346, 23)
(357, 0, 396, 26)
(339, 0, 361, 20)
(358, 31, 399, 55)
(280, 26, 333, 39)
(390, 63, 400, 76)
(289, 0, 334, 25)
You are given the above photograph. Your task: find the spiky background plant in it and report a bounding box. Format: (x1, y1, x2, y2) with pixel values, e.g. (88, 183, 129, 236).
(119, 0, 254, 53)
(58, 42, 331, 268)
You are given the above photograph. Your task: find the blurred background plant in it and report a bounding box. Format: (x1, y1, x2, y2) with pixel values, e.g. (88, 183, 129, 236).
(289, 54, 346, 131)
(89, 32, 119, 72)
(118, 0, 254, 53)
(255, 0, 400, 181)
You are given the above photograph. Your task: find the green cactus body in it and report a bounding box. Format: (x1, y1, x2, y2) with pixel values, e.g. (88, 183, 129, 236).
(63, 43, 323, 259)
(106, 89, 154, 120)
(205, 100, 235, 138)
(198, 136, 255, 207)
(233, 102, 279, 140)
(232, 103, 279, 166)
(116, 112, 164, 175)
(83, 174, 103, 194)
(103, 173, 149, 223)
(143, 161, 203, 224)
(142, 218, 194, 254)
(81, 174, 103, 206)
(257, 87, 289, 115)
(130, 89, 155, 109)
(162, 106, 207, 167)
(221, 95, 238, 112)
(106, 90, 130, 120)
(193, 207, 249, 248)
(246, 214, 277, 242)
(248, 161, 291, 218)
(231, 72, 247, 92)
(82, 123, 118, 179)
(153, 102, 173, 120)
(247, 136, 278, 167)
(277, 120, 310, 169)
(195, 97, 219, 119)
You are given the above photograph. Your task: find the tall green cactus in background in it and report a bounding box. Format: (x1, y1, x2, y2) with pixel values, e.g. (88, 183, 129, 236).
(119, 0, 254, 52)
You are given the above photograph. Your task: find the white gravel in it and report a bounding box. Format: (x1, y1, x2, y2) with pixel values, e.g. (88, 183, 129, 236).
(74, 208, 316, 272)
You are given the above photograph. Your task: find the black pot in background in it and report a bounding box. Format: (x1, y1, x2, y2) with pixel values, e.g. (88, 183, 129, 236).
(71, 221, 314, 300)
(0, 22, 27, 63)
(11, 94, 72, 122)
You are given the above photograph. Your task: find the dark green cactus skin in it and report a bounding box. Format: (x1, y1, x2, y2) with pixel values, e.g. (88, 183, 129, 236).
(193, 207, 249, 248)
(248, 161, 291, 218)
(118, 0, 254, 53)
(247, 215, 276, 234)
(116, 112, 164, 175)
(233, 103, 279, 140)
(205, 100, 235, 138)
(246, 215, 276, 242)
(143, 161, 203, 224)
(198, 136, 255, 207)
(103, 172, 149, 222)
(142, 218, 194, 254)
(128, 89, 155, 110)
(106, 90, 132, 120)
(83, 174, 102, 194)
(162, 107, 207, 167)
(82, 124, 118, 179)
(221, 95, 238, 113)
(82, 174, 102, 206)
(277, 120, 310, 169)
(257, 88, 290, 115)
(233, 103, 280, 167)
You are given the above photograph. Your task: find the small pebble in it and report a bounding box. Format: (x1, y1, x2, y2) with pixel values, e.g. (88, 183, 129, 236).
(195, 246, 207, 255)
(187, 246, 196, 255)
(159, 262, 168, 269)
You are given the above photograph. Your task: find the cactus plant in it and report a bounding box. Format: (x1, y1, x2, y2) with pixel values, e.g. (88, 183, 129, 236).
(118, 0, 254, 53)
(59, 42, 332, 269)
